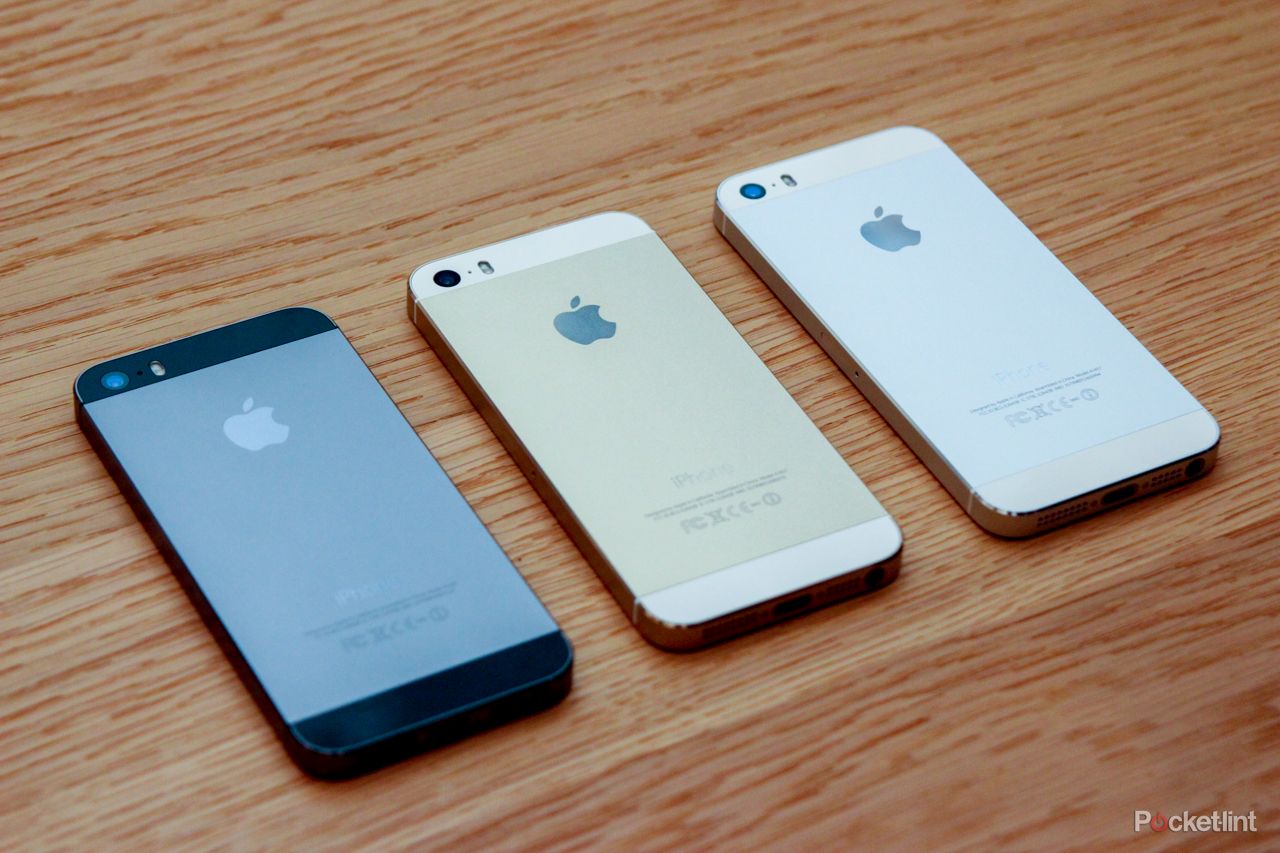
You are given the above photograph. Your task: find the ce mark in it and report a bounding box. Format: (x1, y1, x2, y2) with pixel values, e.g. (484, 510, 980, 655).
(1005, 387, 1100, 427)
(680, 492, 783, 533)
(710, 501, 752, 523)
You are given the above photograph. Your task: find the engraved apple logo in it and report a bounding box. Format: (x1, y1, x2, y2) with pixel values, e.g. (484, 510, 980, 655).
(553, 296, 617, 345)
(860, 206, 922, 252)
(222, 397, 289, 451)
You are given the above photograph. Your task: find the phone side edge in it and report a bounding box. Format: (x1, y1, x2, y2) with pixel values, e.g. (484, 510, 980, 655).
(73, 394, 327, 771)
(406, 286, 642, 627)
(714, 202, 979, 522)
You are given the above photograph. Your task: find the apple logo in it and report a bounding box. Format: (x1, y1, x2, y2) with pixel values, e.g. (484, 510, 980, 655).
(553, 296, 616, 345)
(860, 206, 921, 252)
(223, 397, 289, 451)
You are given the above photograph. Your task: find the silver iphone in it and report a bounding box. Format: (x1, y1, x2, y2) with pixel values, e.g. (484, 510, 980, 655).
(715, 127, 1219, 536)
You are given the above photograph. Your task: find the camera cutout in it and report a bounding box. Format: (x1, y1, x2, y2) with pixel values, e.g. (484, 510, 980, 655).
(433, 269, 462, 288)
(740, 183, 766, 200)
(101, 371, 129, 390)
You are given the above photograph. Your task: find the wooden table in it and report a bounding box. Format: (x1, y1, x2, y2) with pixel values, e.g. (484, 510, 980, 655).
(3, 0, 1278, 848)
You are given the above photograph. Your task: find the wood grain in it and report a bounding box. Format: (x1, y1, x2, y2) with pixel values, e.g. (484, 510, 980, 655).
(2, 0, 1279, 848)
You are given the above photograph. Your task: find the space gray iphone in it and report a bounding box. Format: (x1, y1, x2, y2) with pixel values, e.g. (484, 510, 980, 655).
(715, 127, 1219, 536)
(75, 307, 571, 777)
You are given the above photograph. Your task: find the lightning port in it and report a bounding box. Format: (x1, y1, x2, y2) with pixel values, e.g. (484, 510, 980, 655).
(773, 594, 812, 618)
(1102, 484, 1137, 505)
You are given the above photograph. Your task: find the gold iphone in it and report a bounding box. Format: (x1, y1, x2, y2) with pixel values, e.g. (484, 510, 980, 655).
(407, 212, 900, 649)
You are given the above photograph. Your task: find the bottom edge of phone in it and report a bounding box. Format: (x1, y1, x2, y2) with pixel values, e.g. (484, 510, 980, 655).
(633, 552, 903, 652)
(969, 444, 1220, 539)
(279, 650, 573, 779)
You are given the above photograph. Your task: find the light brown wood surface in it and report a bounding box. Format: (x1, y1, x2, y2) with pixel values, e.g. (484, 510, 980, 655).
(2, 0, 1279, 849)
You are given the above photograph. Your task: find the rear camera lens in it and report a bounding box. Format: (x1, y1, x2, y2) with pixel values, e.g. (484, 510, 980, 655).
(740, 183, 766, 200)
(101, 371, 129, 390)
(433, 269, 461, 288)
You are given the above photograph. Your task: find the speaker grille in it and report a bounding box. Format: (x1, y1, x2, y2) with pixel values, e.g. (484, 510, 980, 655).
(1034, 457, 1196, 530)
(1143, 467, 1185, 490)
(819, 575, 866, 603)
(1036, 497, 1098, 527)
